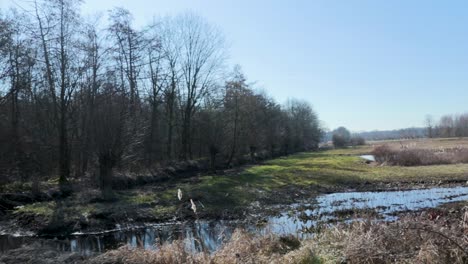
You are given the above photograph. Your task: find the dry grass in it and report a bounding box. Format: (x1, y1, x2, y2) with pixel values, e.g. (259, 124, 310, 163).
(89, 206, 468, 264)
(368, 137, 468, 150)
(313, 210, 468, 264)
(372, 144, 468, 166)
(90, 230, 316, 264)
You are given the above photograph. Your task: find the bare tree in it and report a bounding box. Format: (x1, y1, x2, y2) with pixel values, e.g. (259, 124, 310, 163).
(439, 115, 455, 138)
(92, 76, 144, 198)
(93, 81, 127, 197)
(144, 22, 164, 163)
(34, 0, 82, 191)
(74, 18, 107, 177)
(108, 8, 146, 114)
(197, 94, 225, 172)
(159, 16, 182, 160)
(176, 13, 226, 160)
(0, 6, 325, 193)
(425, 114, 434, 138)
(223, 66, 249, 166)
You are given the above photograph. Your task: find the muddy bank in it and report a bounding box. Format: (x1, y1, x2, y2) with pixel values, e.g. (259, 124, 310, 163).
(2, 199, 467, 264)
(3, 149, 468, 238)
(6, 176, 468, 238)
(0, 242, 86, 264)
(0, 151, 302, 236)
(3, 185, 468, 256)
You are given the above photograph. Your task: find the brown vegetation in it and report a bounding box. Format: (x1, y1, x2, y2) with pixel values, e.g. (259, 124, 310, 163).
(88, 205, 468, 264)
(2, 203, 468, 263)
(372, 144, 468, 166)
(315, 210, 468, 263)
(90, 231, 312, 264)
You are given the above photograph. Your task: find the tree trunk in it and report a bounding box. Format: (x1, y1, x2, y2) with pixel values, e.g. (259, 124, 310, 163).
(58, 110, 70, 185)
(99, 153, 114, 199)
(249, 146, 256, 163)
(181, 106, 191, 160)
(209, 145, 218, 173)
(10, 70, 20, 176)
(226, 98, 239, 167)
(166, 94, 174, 160)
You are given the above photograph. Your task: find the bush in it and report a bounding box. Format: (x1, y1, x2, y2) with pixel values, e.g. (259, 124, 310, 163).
(315, 210, 468, 264)
(332, 127, 351, 148)
(332, 134, 348, 148)
(350, 136, 366, 146)
(371, 145, 395, 163)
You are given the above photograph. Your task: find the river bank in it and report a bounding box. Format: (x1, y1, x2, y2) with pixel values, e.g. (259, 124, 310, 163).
(2, 144, 468, 237)
(1, 200, 467, 264)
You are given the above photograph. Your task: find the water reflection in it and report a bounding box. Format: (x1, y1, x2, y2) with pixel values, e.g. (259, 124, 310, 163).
(268, 186, 468, 235)
(64, 220, 238, 255)
(360, 155, 375, 162)
(2, 186, 468, 255)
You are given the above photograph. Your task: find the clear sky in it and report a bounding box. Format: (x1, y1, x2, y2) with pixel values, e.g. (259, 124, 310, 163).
(2, 0, 468, 131)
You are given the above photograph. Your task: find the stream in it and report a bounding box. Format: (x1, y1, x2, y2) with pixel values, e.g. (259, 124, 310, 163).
(1, 186, 468, 255)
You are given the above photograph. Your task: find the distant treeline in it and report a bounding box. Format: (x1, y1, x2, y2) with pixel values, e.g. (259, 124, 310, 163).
(425, 113, 468, 138)
(0, 1, 322, 193)
(323, 128, 426, 142)
(353, 128, 426, 141)
(323, 112, 468, 143)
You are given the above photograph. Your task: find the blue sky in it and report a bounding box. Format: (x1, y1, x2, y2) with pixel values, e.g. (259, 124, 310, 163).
(3, 0, 468, 131)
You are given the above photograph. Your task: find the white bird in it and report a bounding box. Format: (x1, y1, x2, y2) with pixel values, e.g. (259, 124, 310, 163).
(190, 199, 197, 214)
(177, 189, 183, 201)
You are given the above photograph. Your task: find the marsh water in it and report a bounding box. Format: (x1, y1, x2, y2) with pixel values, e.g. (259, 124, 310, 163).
(360, 155, 376, 162)
(2, 186, 468, 255)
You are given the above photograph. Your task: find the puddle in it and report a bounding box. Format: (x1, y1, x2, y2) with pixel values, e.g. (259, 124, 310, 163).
(1, 186, 467, 254)
(268, 186, 468, 235)
(360, 155, 375, 162)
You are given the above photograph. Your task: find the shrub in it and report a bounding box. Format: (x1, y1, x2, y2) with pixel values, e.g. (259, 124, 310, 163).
(314, 210, 468, 264)
(350, 136, 366, 146)
(332, 134, 348, 148)
(372, 145, 468, 166)
(371, 144, 395, 163)
(332, 127, 351, 148)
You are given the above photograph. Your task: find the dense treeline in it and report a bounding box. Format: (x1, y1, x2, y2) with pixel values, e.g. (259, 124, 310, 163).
(0, 1, 322, 194)
(425, 114, 468, 138)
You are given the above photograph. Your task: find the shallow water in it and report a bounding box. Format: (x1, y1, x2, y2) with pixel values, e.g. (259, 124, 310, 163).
(1, 186, 468, 254)
(268, 186, 468, 235)
(360, 155, 375, 162)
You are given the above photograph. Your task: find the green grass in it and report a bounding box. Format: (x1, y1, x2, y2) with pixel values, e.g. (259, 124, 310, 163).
(14, 201, 56, 217)
(122, 193, 157, 204)
(15, 201, 97, 218)
(168, 148, 468, 213)
(321, 145, 373, 155)
(151, 205, 177, 216)
(0, 178, 59, 193)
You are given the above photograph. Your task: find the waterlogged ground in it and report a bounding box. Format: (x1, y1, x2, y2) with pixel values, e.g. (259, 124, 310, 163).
(2, 186, 468, 255)
(269, 186, 468, 235)
(2, 143, 468, 257)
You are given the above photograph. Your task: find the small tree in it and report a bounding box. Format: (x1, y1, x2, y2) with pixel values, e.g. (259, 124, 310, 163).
(425, 114, 434, 138)
(92, 80, 143, 198)
(332, 126, 351, 148)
